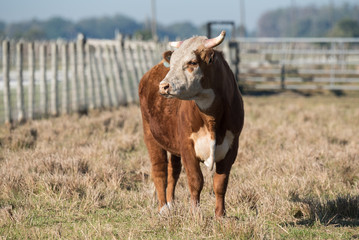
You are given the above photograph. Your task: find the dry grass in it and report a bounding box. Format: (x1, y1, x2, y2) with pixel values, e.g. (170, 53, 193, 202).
(1, 92, 359, 239)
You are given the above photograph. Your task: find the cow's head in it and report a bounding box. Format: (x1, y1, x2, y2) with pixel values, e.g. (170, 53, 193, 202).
(159, 31, 226, 101)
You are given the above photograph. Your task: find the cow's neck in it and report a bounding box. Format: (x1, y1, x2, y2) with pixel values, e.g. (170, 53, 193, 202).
(195, 57, 228, 119)
(194, 89, 223, 134)
(193, 88, 215, 111)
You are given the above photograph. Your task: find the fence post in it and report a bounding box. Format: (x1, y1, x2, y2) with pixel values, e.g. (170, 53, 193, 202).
(28, 42, 35, 120)
(16, 42, 25, 122)
(39, 44, 48, 115)
(281, 64, 286, 90)
(90, 47, 103, 108)
(2, 40, 11, 124)
(116, 33, 133, 104)
(138, 43, 149, 76)
(153, 40, 162, 63)
(77, 33, 87, 111)
(223, 41, 232, 69)
(50, 42, 58, 116)
(61, 43, 69, 114)
(96, 45, 111, 107)
(124, 39, 139, 101)
(105, 45, 119, 107)
(228, 41, 240, 84)
(109, 45, 126, 104)
(330, 42, 336, 87)
(69, 42, 79, 112)
(85, 44, 95, 110)
(132, 43, 144, 80)
(144, 44, 155, 70)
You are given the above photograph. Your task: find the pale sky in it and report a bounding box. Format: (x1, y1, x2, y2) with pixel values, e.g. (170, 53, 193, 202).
(0, 0, 357, 31)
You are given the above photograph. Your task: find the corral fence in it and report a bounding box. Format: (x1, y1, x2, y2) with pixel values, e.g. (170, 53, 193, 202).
(0, 33, 167, 124)
(1, 35, 359, 124)
(237, 38, 359, 91)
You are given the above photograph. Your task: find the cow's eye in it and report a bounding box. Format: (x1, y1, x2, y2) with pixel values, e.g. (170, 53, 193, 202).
(188, 60, 198, 66)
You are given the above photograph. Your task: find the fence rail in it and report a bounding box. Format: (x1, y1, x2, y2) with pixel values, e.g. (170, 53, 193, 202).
(0, 34, 167, 124)
(236, 37, 359, 91)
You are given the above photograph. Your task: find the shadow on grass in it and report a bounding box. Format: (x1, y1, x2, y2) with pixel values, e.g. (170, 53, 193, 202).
(241, 89, 350, 97)
(242, 89, 283, 97)
(242, 89, 327, 97)
(289, 194, 359, 227)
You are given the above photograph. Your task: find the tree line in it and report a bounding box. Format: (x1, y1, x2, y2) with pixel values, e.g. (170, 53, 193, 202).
(0, 3, 359, 40)
(256, 2, 359, 37)
(0, 14, 201, 41)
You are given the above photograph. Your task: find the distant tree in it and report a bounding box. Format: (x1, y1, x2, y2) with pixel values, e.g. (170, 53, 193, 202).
(1, 14, 202, 41)
(134, 29, 152, 40)
(327, 18, 359, 37)
(256, 3, 359, 37)
(164, 22, 199, 39)
(237, 25, 247, 38)
(76, 14, 141, 38)
(23, 27, 46, 40)
(0, 21, 5, 38)
(42, 17, 76, 39)
(5, 20, 36, 39)
(257, 9, 286, 37)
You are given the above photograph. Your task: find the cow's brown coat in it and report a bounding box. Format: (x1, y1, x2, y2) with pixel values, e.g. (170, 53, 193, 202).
(139, 42, 244, 217)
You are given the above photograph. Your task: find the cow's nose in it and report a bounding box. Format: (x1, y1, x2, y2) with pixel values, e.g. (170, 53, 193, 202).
(159, 81, 171, 95)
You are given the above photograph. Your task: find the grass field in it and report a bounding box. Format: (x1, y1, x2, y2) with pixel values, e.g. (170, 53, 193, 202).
(1, 92, 359, 239)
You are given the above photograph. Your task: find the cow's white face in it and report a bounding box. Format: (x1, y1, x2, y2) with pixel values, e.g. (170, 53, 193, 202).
(159, 37, 207, 100)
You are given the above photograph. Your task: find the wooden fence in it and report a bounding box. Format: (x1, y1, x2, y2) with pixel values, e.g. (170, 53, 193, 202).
(0, 34, 167, 124)
(2, 35, 359, 124)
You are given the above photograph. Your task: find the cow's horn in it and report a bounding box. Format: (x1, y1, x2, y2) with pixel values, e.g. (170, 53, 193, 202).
(204, 30, 226, 48)
(169, 41, 183, 48)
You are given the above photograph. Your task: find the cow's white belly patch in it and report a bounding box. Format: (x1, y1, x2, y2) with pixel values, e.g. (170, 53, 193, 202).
(215, 131, 235, 160)
(190, 128, 235, 165)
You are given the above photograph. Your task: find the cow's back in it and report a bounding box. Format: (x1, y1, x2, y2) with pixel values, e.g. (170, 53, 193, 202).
(139, 61, 181, 155)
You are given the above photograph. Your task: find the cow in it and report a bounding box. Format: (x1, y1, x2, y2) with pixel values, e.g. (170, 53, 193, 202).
(138, 31, 244, 217)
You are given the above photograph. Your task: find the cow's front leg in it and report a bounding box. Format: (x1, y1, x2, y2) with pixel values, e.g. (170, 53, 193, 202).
(181, 149, 203, 207)
(166, 154, 181, 204)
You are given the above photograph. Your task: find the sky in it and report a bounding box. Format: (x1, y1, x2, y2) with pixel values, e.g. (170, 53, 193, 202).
(0, 0, 358, 31)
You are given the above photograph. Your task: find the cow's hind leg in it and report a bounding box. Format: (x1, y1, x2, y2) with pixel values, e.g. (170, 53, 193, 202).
(143, 123, 168, 212)
(213, 165, 231, 217)
(213, 139, 238, 218)
(166, 154, 181, 205)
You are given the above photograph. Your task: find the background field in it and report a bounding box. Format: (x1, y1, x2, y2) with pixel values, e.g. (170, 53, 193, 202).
(1, 92, 359, 239)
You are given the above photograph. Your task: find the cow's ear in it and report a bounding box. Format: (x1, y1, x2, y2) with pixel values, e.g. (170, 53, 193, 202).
(195, 48, 214, 65)
(163, 50, 173, 64)
(205, 49, 215, 64)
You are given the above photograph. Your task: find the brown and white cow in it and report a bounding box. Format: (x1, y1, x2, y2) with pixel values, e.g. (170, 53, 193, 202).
(138, 31, 244, 217)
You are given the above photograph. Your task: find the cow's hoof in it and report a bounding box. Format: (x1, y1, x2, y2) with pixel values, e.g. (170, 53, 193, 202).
(159, 202, 172, 216)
